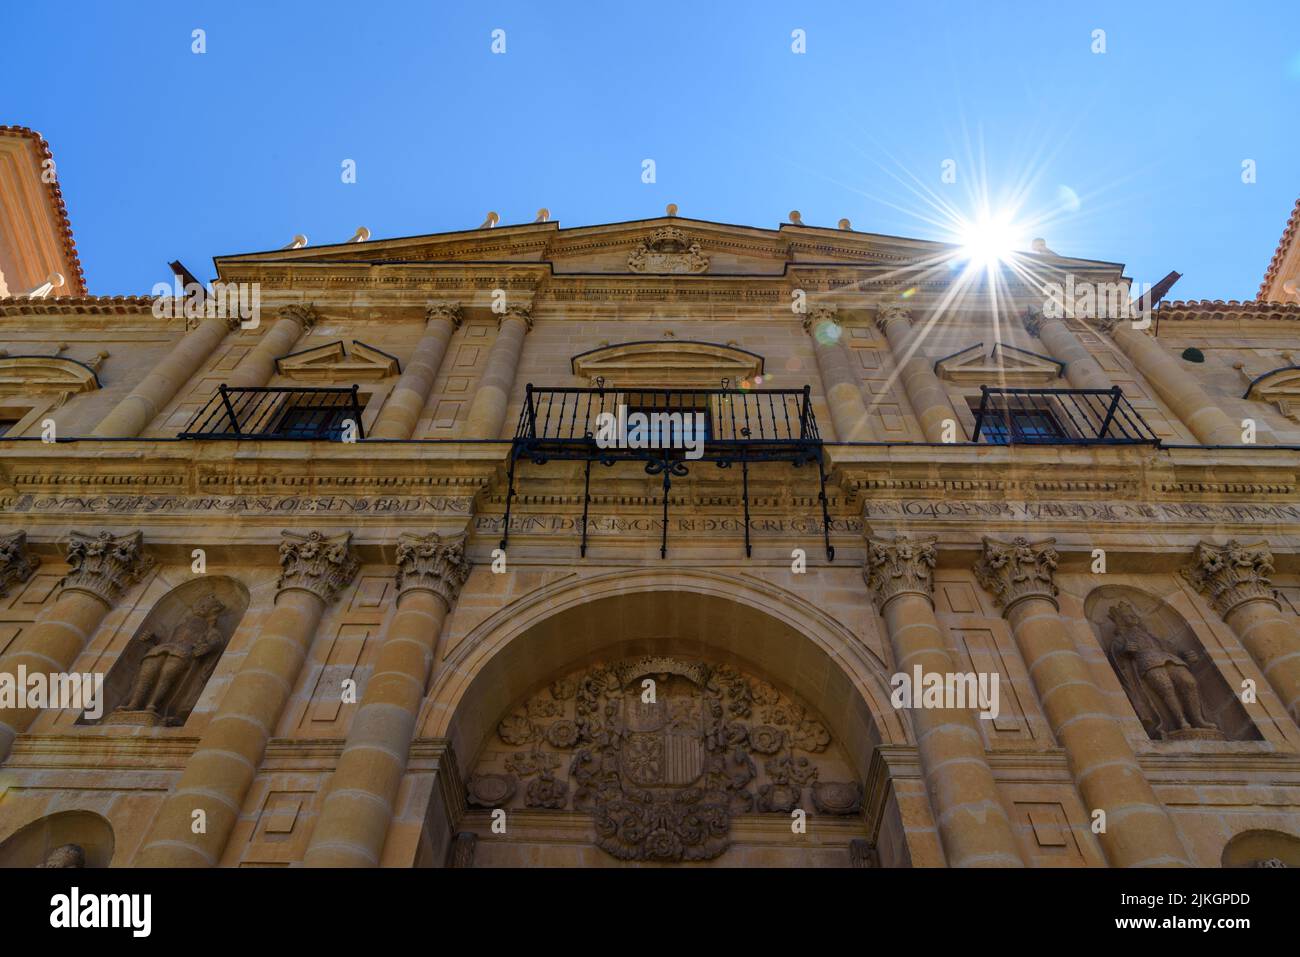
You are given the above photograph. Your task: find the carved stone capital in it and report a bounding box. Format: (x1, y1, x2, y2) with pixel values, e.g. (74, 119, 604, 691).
(1022, 307, 1047, 337)
(864, 536, 937, 613)
(874, 301, 912, 334)
(425, 301, 463, 328)
(277, 530, 359, 603)
(0, 531, 40, 598)
(394, 531, 472, 609)
(277, 303, 319, 332)
(973, 536, 1060, 613)
(801, 304, 839, 335)
(61, 530, 153, 605)
(498, 303, 534, 332)
(1181, 540, 1278, 617)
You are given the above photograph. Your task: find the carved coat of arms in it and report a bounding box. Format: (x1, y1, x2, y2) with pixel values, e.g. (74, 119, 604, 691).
(627, 227, 709, 274)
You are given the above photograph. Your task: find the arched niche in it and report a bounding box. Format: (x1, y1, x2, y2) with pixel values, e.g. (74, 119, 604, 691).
(0, 810, 114, 868)
(83, 576, 249, 728)
(1221, 829, 1300, 868)
(1084, 585, 1259, 742)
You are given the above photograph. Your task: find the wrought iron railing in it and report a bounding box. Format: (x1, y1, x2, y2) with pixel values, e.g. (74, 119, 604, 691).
(178, 385, 365, 440)
(971, 386, 1159, 445)
(501, 384, 833, 560)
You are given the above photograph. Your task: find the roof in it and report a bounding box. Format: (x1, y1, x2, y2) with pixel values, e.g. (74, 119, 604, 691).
(1258, 197, 1300, 301)
(0, 126, 87, 296)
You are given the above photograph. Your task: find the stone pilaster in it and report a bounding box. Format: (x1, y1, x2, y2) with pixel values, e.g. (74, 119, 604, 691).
(865, 535, 1024, 867)
(304, 532, 470, 866)
(1182, 541, 1300, 722)
(462, 304, 532, 439)
(371, 302, 462, 439)
(0, 530, 40, 598)
(222, 303, 319, 390)
(136, 529, 358, 866)
(1021, 309, 1114, 391)
(802, 305, 873, 441)
(875, 302, 960, 442)
(974, 536, 1191, 867)
(0, 530, 152, 762)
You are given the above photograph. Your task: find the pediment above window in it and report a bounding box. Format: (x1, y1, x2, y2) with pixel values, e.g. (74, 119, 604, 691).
(1242, 364, 1300, 422)
(934, 342, 1064, 385)
(274, 339, 400, 382)
(570, 339, 763, 388)
(0, 354, 102, 396)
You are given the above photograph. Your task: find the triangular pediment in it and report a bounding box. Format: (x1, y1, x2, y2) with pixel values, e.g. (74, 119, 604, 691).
(934, 342, 1064, 385)
(0, 354, 101, 395)
(275, 339, 399, 382)
(571, 339, 764, 388)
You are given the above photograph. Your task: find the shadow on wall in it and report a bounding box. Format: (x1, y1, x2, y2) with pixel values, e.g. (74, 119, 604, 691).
(0, 810, 115, 868)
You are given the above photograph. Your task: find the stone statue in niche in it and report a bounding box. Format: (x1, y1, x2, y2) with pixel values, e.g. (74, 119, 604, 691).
(119, 595, 226, 718)
(37, 844, 85, 868)
(1106, 601, 1222, 741)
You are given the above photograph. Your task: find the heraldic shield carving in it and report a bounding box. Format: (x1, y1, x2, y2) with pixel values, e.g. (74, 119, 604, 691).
(467, 656, 863, 863)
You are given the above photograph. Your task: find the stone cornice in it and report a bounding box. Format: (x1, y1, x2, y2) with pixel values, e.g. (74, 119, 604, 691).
(276, 529, 359, 603)
(864, 535, 937, 613)
(972, 536, 1060, 614)
(60, 529, 154, 605)
(1181, 540, 1280, 617)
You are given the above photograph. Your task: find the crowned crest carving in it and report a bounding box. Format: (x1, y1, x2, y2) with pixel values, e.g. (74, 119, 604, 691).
(1181, 540, 1278, 618)
(394, 531, 471, 608)
(864, 536, 937, 613)
(973, 536, 1060, 613)
(627, 227, 709, 274)
(61, 530, 153, 605)
(276, 530, 359, 603)
(0, 531, 40, 598)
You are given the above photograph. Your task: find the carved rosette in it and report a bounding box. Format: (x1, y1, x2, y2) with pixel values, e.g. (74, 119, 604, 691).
(60, 530, 153, 605)
(276, 530, 359, 603)
(0, 531, 40, 598)
(394, 532, 471, 609)
(425, 301, 463, 328)
(874, 301, 913, 334)
(277, 303, 320, 331)
(864, 536, 938, 613)
(497, 302, 533, 332)
(973, 536, 1060, 613)
(801, 304, 840, 335)
(1181, 540, 1278, 617)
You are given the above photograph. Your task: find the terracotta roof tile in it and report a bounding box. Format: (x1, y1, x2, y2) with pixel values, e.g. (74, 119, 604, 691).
(0, 125, 87, 296)
(1258, 197, 1300, 301)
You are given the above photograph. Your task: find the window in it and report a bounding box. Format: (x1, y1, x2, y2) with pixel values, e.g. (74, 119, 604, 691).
(975, 405, 1066, 444)
(623, 404, 712, 451)
(0, 419, 20, 437)
(273, 403, 354, 439)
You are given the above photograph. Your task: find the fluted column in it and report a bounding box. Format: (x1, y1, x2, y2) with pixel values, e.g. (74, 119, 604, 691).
(371, 303, 462, 439)
(222, 303, 319, 390)
(875, 303, 960, 442)
(136, 530, 358, 866)
(1105, 320, 1242, 444)
(92, 314, 239, 437)
(462, 304, 532, 439)
(974, 537, 1191, 867)
(305, 531, 471, 867)
(0, 531, 151, 762)
(1183, 541, 1300, 723)
(865, 536, 1024, 867)
(803, 305, 873, 441)
(1022, 309, 1114, 391)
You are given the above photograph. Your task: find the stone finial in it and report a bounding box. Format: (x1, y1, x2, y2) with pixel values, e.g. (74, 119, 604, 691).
(1181, 540, 1278, 618)
(1022, 307, 1047, 337)
(283, 235, 309, 250)
(394, 531, 472, 609)
(426, 301, 464, 328)
(874, 301, 912, 334)
(801, 304, 839, 335)
(498, 302, 534, 331)
(61, 530, 153, 605)
(864, 536, 938, 613)
(973, 536, 1060, 613)
(0, 531, 40, 598)
(277, 530, 360, 603)
(277, 303, 320, 332)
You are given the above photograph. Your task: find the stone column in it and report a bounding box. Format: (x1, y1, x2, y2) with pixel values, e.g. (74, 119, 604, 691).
(1183, 541, 1300, 723)
(1106, 320, 1242, 444)
(875, 303, 960, 442)
(974, 537, 1191, 867)
(0, 531, 151, 762)
(304, 531, 471, 867)
(92, 315, 239, 437)
(136, 530, 358, 866)
(222, 303, 319, 390)
(803, 305, 873, 441)
(462, 304, 532, 439)
(1022, 309, 1114, 391)
(865, 536, 1024, 867)
(370, 303, 462, 439)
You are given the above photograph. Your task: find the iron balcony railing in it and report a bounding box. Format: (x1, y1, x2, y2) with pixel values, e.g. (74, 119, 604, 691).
(971, 386, 1159, 445)
(178, 385, 365, 440)
(501, 384, 833, 561)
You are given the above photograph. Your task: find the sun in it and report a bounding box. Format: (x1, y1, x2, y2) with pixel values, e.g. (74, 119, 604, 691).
(956, 210, 1024, 271)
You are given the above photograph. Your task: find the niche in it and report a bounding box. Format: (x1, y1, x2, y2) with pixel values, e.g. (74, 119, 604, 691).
(0, 810, 115, 868)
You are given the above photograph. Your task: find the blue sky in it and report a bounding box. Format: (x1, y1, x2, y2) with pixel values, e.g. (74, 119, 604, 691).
(4, 1, 1298, 300)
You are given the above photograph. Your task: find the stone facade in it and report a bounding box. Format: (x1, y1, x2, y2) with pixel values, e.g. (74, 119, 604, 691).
(2, 200, 1300, 868)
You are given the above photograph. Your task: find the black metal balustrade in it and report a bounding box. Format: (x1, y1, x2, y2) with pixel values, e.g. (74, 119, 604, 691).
(971, 386, 1159, 445)
(501, 384, 834, 560)
(178, 385, 365, 440)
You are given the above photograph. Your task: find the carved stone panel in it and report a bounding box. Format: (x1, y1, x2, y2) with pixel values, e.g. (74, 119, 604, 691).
(470, 655, 862, 863)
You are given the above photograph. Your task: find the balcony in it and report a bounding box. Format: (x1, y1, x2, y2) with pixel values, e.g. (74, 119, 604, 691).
(502, 384, 833, 560)
(971, 386, 1160, 446)
(178, 385, 365, 440)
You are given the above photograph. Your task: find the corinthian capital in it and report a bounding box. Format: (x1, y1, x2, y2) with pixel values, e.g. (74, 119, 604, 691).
(864, 536, 937, 613)
(277, 303, 320, 331)
(874, 301, 912, 334)
(277, 530, 360, 603)
(0, 531, 40, 598)
(973, 536, 1059, 613)
(1181, 540, 1277, 617)
(61, 530, 153, 605)
(801, 304, 839, 335)
(498, 303, 534, 331)
(394, 532, 472, 609)
(1022, 307, 1047, 337)
(426, 301, 464, 327)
